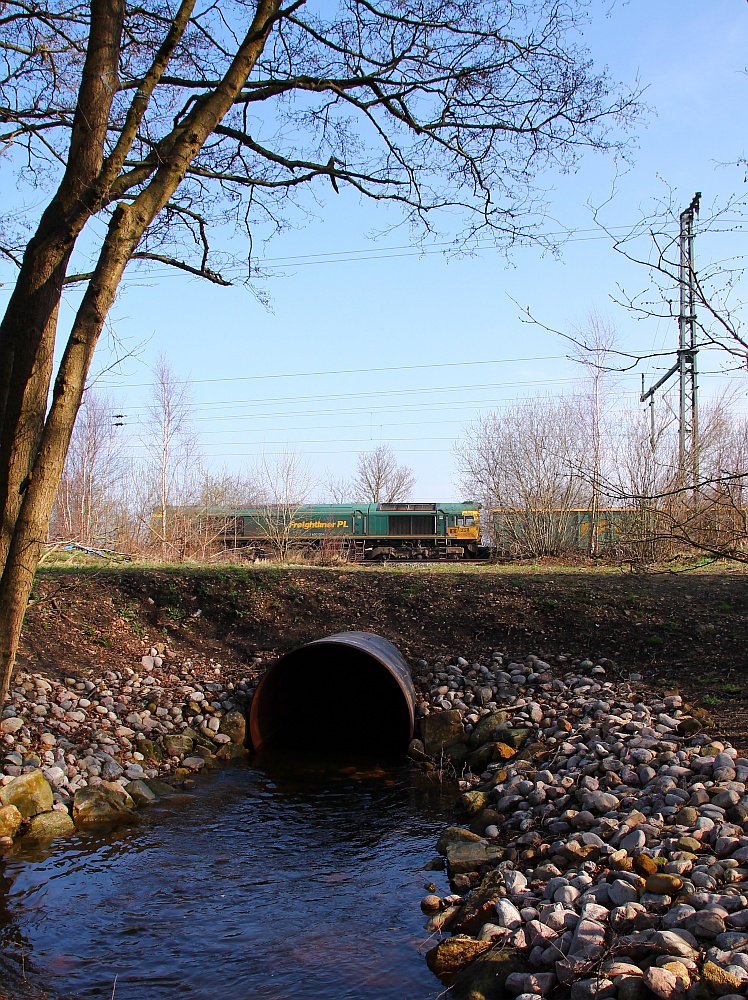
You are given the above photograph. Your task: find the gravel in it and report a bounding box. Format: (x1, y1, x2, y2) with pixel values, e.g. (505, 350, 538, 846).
(413, 650, 748, 999)
(0, 645, 261, 831)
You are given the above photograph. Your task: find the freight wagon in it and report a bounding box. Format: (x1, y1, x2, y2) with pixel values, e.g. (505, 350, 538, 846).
(491, 507, 637, 557)
(162, 502, 484, 560)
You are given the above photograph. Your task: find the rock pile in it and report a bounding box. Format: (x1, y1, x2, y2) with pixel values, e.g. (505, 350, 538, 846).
(410, 652, 748, 1000)
(0, 646, 260, 844)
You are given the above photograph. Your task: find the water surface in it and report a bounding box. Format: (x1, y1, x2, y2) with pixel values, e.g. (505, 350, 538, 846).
(0, 754, 454, 1000)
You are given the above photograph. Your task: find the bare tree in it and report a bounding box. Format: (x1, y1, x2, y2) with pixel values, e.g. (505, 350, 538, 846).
(0, 0, 642, 696)
(252, 450, 315, 560)
(602, 390, 748, 564)
(141, 356, 198, 558)
(457, 397, 591, 557)
(351, 445, 416, 504)
(188, 466, 264, 558)
(50, 389, 125, 547)
(324, 474, 353, 504)
(569, 311, 621, 554)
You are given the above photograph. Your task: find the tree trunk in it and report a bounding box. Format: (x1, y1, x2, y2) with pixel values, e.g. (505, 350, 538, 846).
(0, 0, 282, 701)
(0, 0, 125, 568)
(0, 202, 136, 700)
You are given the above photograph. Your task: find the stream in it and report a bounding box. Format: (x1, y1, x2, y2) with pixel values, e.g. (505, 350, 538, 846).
(0, 753, 455, 1000)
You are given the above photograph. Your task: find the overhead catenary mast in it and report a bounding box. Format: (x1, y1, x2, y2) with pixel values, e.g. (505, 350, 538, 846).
(640, 191, 701, 487)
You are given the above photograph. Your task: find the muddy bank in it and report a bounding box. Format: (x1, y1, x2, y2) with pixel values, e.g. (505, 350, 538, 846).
(18, 566, 748, 747)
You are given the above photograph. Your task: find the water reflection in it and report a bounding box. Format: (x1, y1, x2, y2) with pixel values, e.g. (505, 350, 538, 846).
(0, 755, 455, 1000)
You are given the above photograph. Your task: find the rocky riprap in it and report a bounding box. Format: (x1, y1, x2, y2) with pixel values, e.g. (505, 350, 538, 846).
(0, 645, 263, 843)
(4, 639, 748, 1000)
(409, 652, 748, 1000)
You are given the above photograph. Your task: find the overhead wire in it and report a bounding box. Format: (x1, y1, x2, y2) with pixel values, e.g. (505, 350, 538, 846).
(95, 354, 571, 390)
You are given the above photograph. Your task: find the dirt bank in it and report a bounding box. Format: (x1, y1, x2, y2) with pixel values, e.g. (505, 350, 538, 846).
(17, 564, 748, 749)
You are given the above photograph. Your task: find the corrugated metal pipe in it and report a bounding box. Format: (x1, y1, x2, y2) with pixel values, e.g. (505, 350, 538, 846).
(248, 631, 415, 754)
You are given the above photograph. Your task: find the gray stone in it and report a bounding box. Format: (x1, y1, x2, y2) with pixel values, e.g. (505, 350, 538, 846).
(98, 754, 123, 780)
(590, 792, 618, 813)
(495, 899, 523, 929)
(42, 765, 65, 787)
(446, 840, 503, 875)
(568, 917, 607, 961)
(570, 979, 616, 1000)
(616, 977, 646, 1000)
(181, 757, 205, 772)
(125, 779, 157, 807)
(684, 909, 725, 939)
(642, 966, 681, 999)
(621, 828, 647, 852)
(525, 920, 560, 948)
(609, 879, 639, 907)
(504, 870, 528, 894)
(554, 885, 580, 904)
(505, 973, 557, 997)
(662, 904, 696, 929)
(611, 903, 647, 933)
(650, 930, 697, 958)
(715, 931, 748, 950)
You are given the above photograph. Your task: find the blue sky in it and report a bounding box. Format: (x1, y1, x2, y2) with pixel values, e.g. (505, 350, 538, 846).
(5, 0, 748, 500)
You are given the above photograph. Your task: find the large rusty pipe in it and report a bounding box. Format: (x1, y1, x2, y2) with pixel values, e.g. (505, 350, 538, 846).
(249, 631, 415, 754)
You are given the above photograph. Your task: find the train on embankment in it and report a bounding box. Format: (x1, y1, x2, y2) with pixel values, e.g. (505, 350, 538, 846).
(161, 502, 485, 561)
(158, 503, 646, 561)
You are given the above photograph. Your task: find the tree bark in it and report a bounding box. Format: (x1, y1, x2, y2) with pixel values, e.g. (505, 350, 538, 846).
(0, 0, 125, 568)
(0, 0, 283, 701)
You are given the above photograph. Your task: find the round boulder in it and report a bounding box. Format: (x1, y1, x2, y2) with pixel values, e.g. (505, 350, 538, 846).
(72, 786, 137, 829)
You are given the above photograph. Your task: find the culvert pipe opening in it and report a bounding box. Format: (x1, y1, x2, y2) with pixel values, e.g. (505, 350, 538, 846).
(249, 632, 415, 755)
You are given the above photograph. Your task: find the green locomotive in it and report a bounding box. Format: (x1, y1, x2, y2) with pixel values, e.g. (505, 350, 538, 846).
(178, 501, 483, 560)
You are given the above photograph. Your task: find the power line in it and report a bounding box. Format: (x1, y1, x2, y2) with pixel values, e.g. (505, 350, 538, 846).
(97, 219, 748, 279)
(167, 391, 652, 429)
(94, 342, 739, 396)
(126, 434, 461, 449)
(119, 446, 456, 457)
(95, 354, 566, 390)
(116, 376, 587, 417)
(112, 368, 737, 421)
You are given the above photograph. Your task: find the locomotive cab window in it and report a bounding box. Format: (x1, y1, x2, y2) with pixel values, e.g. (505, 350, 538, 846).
(456, 517, 465, 526)
(464, 516, 475, 526)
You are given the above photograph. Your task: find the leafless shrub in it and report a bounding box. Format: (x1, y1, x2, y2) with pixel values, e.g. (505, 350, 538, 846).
(457, 397, 591, 557)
